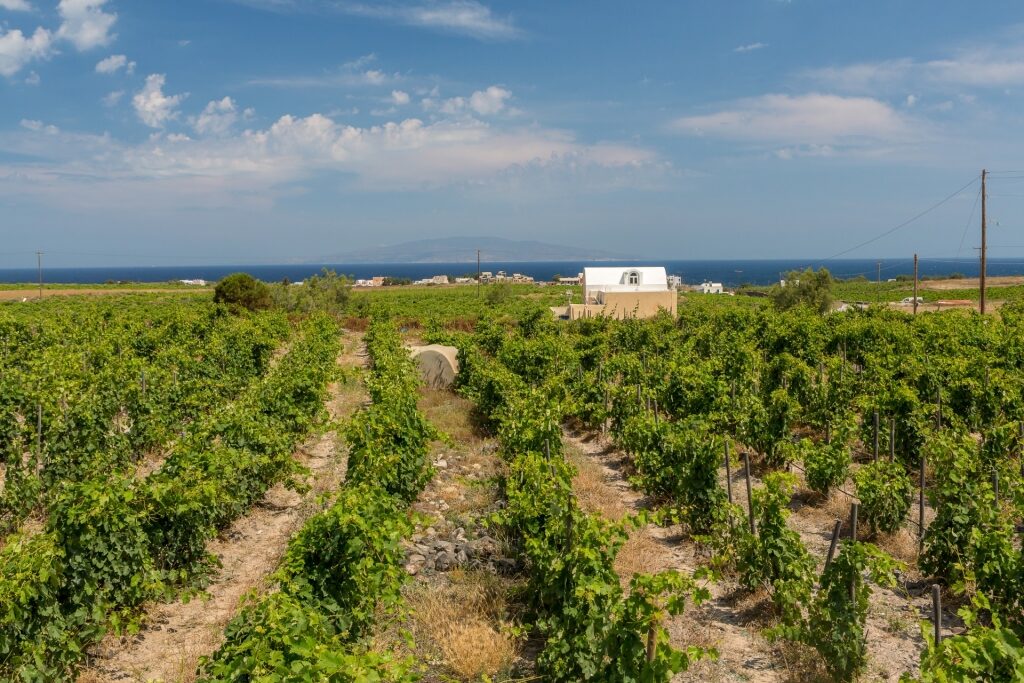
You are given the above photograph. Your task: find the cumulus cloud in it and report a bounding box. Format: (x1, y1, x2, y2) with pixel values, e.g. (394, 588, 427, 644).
(671, 93, 915, 148)
(192, 96, 253, 136)
(132, 74, 185, 128)
(24, 69, 39, 84)
(20, 118, 59, 134)
(57, 0, 117, 51)
(0, 26, 52, 77)
(249, 53, 398, 88)
(0, 109, 661, 211)
(391, 89, 410, 105)
(95, 53, 134, 74)
(102, 89, 123, 106)
(432, 85, 512, 116)
(0, 0, 32, 10)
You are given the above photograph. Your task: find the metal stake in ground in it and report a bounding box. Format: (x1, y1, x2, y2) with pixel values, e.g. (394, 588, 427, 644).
(890, 419, 896, 461)
(724, 439, 733, 505)
(919, 454, 927, 549)
(646, 618, 659, 663)
(743, 451, 756, 535)
(824, 519, 842, 574)
(873, 411, 879, 461)
(932, 585, 942, 646)
(850, 502, 859, 542)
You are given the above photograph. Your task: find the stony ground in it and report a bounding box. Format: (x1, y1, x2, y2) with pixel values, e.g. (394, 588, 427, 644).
(562, 424, 951, 683)
(77, 331, 366, 683)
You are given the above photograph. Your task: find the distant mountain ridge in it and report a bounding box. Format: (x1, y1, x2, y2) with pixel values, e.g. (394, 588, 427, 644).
(323, 236, 630, 263)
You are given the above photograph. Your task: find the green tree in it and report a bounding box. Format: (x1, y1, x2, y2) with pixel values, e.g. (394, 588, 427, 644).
(213, 273, 272, 312)
(771, 268, 833, 314)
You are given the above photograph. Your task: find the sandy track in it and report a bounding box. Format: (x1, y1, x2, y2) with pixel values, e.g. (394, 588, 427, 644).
(78, 331, 366, 683)
(562, 426, 941, 683)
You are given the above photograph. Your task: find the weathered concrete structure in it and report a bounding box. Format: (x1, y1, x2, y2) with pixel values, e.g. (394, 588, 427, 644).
(407, 344, 460, 389)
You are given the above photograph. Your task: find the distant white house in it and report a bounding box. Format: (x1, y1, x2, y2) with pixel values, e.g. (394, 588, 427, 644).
(582, 266, 670, 302)
(700, 281, 724, 294)
(667, 274, 682, 289)
(179, 279, 208, 286)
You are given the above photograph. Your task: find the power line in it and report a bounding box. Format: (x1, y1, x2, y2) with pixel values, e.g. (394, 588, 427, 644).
(819, 176, 979, 261)
(956, 186, 982, 258)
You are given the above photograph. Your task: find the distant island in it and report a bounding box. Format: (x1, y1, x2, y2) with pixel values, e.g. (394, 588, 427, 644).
(322, 236, 630, 264)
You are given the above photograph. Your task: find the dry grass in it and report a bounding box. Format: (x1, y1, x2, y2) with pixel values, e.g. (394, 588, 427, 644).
(875, 527, 921, 568)
(614, 530, 668, 581)
(568, 448, 627, 521)
(404, 570, 520, 680)
(418, 389, 479, 444)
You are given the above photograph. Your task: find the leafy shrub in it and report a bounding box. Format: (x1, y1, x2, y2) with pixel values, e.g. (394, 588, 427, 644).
(737, 472, 814, 595)
(213, 272, 272, 312)
(855, 459, 912, 535)
(803, 437, 850, 497)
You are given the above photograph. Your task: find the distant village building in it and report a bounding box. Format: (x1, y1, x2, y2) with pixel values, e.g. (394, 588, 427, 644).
(566, 266, 677, 320)
(558, 273, 583, 285)
(700, 281, 724, 294)
(667, 275, 682, 289)
(179, 279, 208, 286)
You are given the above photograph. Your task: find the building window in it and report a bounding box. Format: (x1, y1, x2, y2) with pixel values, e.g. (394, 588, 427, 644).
(628, 270, 640, 285)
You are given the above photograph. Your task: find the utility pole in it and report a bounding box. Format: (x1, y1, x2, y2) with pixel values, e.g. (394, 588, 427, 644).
(913, 253, 919, 315)
(980, 169, 988, 315)
(476, 249, 481, 298)
(876, 261, 881, 284)
(36, 251, 43, 300)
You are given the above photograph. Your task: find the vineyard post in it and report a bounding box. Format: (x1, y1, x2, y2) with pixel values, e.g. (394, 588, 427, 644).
(873, 410, 879, 461)
(743, 452, 756, 535)
(889, 420, 896, 461)
(936, 388, 942, 429)
(646, 618, 659, 663)
(824, 519, 842, 574)
(172, 368, 178, 386)
(850, 502, 859, 542)
(36, 403, 42, 460)
(919, 454, 926, 549)
(932, 585, 942, 646)
(653, 398, 659, 426)
(993, 471, 999, 507)
(545, 438, 551, 461)
(724, 439, 733, 505)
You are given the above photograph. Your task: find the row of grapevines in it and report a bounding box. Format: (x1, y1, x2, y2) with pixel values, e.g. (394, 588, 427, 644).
(0, 298, 290, 534)
(455, 319, 714, 683)
(0, 312, 340, 682)
(197, 318, 438, 681)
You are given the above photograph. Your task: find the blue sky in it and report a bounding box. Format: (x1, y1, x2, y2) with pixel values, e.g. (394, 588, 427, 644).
(3, 0, 1024, 266)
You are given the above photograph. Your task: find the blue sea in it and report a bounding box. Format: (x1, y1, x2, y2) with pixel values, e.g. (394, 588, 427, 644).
(0, 258, 1018, 288)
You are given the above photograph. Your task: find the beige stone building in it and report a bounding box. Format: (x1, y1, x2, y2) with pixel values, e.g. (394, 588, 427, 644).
(566, 266, 677, 320)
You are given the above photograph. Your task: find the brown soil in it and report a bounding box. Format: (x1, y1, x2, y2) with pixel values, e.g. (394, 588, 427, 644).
(77, 331, 367, 683)
(916, 275, 1024, 290)
(561, 426, 949, 683)
(0, 288, 210, 301)
(376, 389, 530, 682)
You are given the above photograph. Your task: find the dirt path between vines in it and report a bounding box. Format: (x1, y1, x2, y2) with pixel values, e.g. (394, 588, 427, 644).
(78, 331, 367, 683)
(563, 426, 939, 683)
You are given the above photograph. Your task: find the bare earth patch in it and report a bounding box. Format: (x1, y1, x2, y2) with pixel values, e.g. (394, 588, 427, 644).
(77, 331, 366, 683)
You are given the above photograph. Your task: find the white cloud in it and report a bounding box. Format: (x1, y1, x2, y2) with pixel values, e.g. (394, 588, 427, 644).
(433, 85, 512, 116)
(905, 94, 917, 107)
(0, 0, 32, 10)
(57, 0, 117, 51)
(24, 69, 39, 84)
(102, 89, 123, 106)
(132, 74, 185, 128)
(249, 54, 398, 88)
(95, 53, 134, 74)
(671, 93, 915, 149)
(734, 42, 767, 53)
(340, 1, 521, 41)
(192, 96, 253, 136)
(20, 119, 59, 134)
(391, 89, 410, 105)
(0, 110, 660, 210)
(805, 45, 1024, 94)
(0, 26, 52, 77)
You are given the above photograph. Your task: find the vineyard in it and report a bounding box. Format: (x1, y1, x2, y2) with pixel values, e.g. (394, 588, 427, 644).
(1, 288, 1022, 681)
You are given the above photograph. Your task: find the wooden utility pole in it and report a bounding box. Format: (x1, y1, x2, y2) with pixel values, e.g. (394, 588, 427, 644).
(876, 261, 881, 284)
(36, 251, 43, 300)
(913, 253, 919, 315)
(980, 169, 988, 315)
